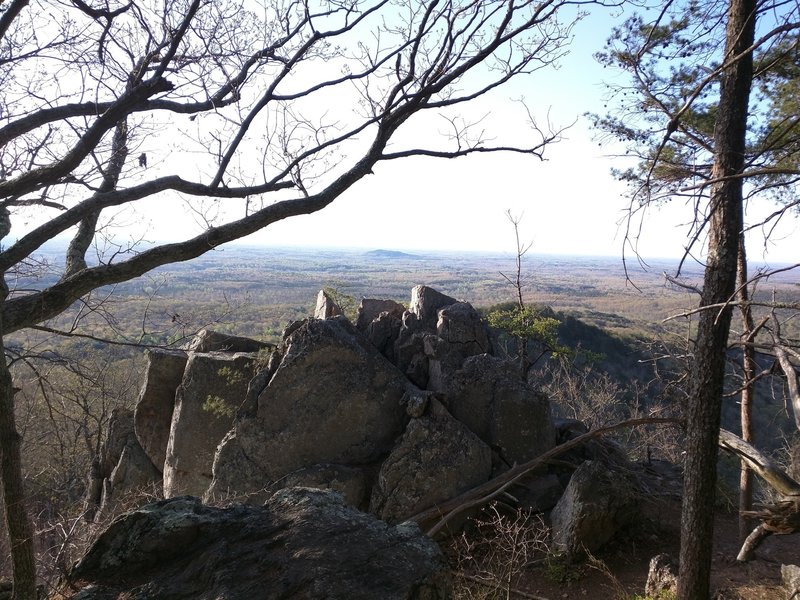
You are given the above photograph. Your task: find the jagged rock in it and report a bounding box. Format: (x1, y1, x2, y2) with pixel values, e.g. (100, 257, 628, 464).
(436, 301, 490, 356)
(366, 311, 404, 362)
(265, 464, 369, 509)
(356, 298, 405, 332)
(163, 352, 257, 498)
(209, 318, 411, 499)
(64, 489, 450, 600)
(443, 354, 555, 468)
(185, 328, 272, 353)
(89, 408, 160, 520)
(99, 407, 136, 479)
(314, 289, 344, 319)
(404, 388, 435, 418)
(550, 460, 640, 556)
(408, 285, 457, 328)
(645, 554, 678, 598)
(370, 399, 492, 523)
(106, 440, 161, 497)
(134, 348, 188, 472)
(783, 564, 800, 599)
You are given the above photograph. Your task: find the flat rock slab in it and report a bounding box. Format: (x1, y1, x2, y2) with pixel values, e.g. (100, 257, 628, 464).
(64, 489, 450, 600)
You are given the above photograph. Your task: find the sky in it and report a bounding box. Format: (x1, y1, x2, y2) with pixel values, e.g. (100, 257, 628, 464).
(39, 3, 799, 267)
(212, 6, 798, 266)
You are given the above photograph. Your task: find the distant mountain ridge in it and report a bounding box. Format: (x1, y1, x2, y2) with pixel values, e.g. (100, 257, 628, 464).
(365, 249, 420, 259)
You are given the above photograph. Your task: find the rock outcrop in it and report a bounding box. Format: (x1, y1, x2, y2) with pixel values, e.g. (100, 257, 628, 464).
(85, 407, 160, 520)
(163, 352, 257, 497)
(550, 460, 640, 556)
(442, 354, 555, 470)
(209, 318, 412, 501)
(370, 399, 492, 523)
(65, 489, 451, 600)
(133, 348, 188, 472)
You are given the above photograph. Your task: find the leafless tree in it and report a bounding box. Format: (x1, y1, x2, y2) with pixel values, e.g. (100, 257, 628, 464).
(0, 0, 597, 595)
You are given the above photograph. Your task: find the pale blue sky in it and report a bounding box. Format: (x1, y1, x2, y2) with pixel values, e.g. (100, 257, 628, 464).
(225, 7, 798, 265)
(45, 4, 799, 266)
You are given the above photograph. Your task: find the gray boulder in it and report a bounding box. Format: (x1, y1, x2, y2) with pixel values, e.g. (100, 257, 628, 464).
(266, 464, 369, 509)
(783, 564, 800, 599)
(645, 554, 678, 599)
(408, 285, 457, 328)
(314, 289, 344, 319)
(210, 318, 411, 499)
(436, 301, 490, 356)
(64, 489, 451, 600)
(443, 354, 555, 468)
(356, 298, 405, 332)
(370, 399, 492, 523)
(550, 460, 640, 556)
(186, 328, 273, 353)
(163, 352, 257, 498)
(134, 348, 188, 472)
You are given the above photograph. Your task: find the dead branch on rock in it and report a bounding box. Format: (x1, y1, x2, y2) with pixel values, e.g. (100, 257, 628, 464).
(409, 417, 683, 537)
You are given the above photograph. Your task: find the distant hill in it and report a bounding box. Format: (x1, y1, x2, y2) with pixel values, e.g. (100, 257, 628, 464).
(365, 249, 420, 259)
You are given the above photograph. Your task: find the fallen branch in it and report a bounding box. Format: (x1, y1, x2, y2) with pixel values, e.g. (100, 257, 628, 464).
(408, 417, 683, 537)
(717, 428, 800, 561)
(718, 429, 800, 498)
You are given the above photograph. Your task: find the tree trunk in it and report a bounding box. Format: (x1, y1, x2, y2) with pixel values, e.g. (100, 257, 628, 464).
(0, 285, 38, 599)
(736, 237, 756, 543)
(677, 0, 756, 597)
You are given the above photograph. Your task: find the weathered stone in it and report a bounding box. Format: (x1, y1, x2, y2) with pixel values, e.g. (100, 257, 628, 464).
(371, 399, 492, 523)
(409, 285, 457, 328)
(64, 489, 450, 600)
(314, 289, 344, 319)
(163, 352, 256, 498)
(366, 311, 404, 361)
(395, 329, 429, 388)
(265, 464, 369, 508)
(645, 554, 678, 598)
(89, 408, 160, 520)
(99, 407, 136, 479)
(550, 460, 640, 556)
(106, 440, 161, 494)
(404, 388, 435, 418)
(783, 564, 800, 600)
(443, 354, 555, 467)
(210, 318, 411, 497)
(186, 328, 272, 353)
(134, 348, 188, 472)
(204, 429, 269, 504)
(436, 301, 491, 356)
(356, 298, 405, 332)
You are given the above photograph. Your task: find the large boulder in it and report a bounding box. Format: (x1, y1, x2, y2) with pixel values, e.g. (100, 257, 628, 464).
(163, 352, 257, 498)
(64, 489, 450, 600)
(356, 298, 405, 332)
(442, 354, 555, 468)
(134, 348, 188, 472)
(314, 289, 344, 319)
(549, 460, 640, 556)
(370, 399, 492, 523)
(209, 318, 412, 500)
(408, 285, 457, 328)
(185, 328, 272, 353)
